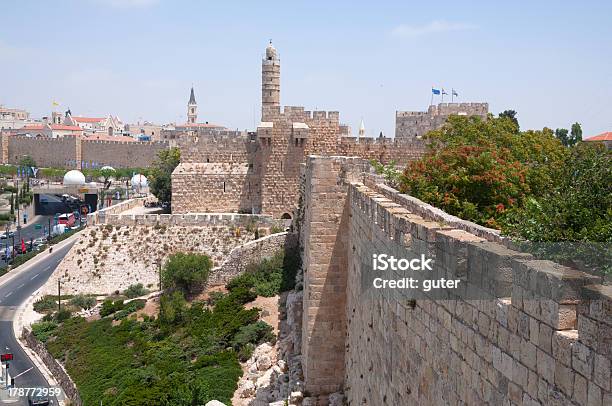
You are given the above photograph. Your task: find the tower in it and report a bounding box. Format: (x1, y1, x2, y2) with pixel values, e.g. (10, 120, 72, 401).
(358, 119, 365, 138)
(187, 87, 197, 124)
(261, 41, 280, 120)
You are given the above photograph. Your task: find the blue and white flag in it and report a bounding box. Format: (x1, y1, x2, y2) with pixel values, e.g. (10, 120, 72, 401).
(452, 89, 459, 97)
(442, 89, 448, 95)
(432, 88, 441, 95)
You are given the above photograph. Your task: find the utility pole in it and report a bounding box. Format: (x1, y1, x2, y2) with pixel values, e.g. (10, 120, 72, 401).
(57, 280, 61, 313)
(15, 179, 21, 251)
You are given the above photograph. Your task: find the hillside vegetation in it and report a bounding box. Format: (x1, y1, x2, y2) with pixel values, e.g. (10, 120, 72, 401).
(34, 249, 299, 405)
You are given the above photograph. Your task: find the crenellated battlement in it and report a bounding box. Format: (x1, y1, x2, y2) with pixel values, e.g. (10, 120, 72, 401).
(396, 102, 489, 139)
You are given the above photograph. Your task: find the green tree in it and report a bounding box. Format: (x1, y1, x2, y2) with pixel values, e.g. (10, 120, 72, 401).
(149, 147, 180, 205)
(570, 122, 583, 146)
(555, 128, 569, 146)
(19, 155, 37, 169)
(162, 252, 212, 294)
(98, 167, 116, 189)
(400, 115, 567, 228)
(498, 109, 519, 130)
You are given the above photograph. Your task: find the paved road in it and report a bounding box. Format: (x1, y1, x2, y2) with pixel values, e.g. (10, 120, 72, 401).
(0, 242, 74, 405)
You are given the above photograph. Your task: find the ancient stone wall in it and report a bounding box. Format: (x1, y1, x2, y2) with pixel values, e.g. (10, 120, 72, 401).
(209, 231, 297, 285)
(299, 156, 611, 405)
(171, 106, 427, 219)
(172, 162, 257, 214)
(102, 212, 282, 229)
(7, 135, 77, 167)
(81, 139, 168, 168)
(395, 102, 488, 139)
(0, 135, 167, 169)
(299, 156, 370, 395)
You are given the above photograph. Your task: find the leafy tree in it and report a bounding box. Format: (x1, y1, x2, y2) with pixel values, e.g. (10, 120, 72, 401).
(162, 252, 212, 294)
(498, 109, 519, 130)
(98, 167, 116, 189)
(19, 155, 37, 169)
(399, 115, 566, 228)
(570, 122, 583, 146)
(555, 128, 569, 146)
(149, 147, 180, 205)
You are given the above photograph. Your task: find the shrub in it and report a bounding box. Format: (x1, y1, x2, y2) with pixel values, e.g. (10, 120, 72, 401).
(55, 308, 72, 322)
(70, 295, 96, 310)
(231, 321, 276, 349)
(113, 299, 146, 320)
(123, 283, 149, 299)
(99, 299, 124, 317)
(10, 251, 38, 268)
(34, 296, 58, 313)
(225, 249, 300, 297)
(162, 253, 212, 294)
(31, 321, 58, 343)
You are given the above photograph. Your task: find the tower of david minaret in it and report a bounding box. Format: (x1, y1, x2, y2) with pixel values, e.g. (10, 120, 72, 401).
(261, 41, 280, 120)
(187, 86, 197, 124)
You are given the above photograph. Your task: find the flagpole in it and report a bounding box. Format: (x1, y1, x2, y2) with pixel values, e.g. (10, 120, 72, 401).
(430, 88, 434, 106)
(451, 89, 454, 103)
(441, 89, 444, 103)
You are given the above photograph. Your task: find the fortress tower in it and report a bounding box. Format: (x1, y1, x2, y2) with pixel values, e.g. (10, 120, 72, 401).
(261, 41, 280, 120)
(187, 87, 197, 124)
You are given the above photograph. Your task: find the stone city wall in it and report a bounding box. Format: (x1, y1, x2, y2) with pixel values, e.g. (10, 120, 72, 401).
(298, 156, 611, 405)
(0, 134, 167, 169)
(395, 102, 489, 139)
(171, 105, 427, 218)
(5, 134, 77, 168)
(87, 197, 146, 225)
(81, 139, 168, 168)
(23, 328, 83, 406)
(102, 212, 282, 229)
(171, 162, 258, 214)
(208, 231, 297, 285)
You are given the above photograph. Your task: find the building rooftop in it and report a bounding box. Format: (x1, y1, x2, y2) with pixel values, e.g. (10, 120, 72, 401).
(585, 132, 612, 142)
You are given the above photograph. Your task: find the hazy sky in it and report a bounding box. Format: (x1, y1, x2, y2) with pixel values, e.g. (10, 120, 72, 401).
(1, 0, 611, 138)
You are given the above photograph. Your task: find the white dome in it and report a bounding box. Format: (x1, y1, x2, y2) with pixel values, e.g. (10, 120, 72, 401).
(265, 41, 277, 60)
(63, 170, 86, 186)
(100, 166, 115, 171)
(131, 174, 148, 189)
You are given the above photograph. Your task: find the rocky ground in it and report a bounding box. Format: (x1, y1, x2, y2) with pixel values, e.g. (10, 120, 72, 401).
(230, 283, 346, 406)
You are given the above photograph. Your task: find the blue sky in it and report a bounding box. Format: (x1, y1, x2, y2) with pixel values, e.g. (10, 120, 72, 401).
(1, 0, 611, 138)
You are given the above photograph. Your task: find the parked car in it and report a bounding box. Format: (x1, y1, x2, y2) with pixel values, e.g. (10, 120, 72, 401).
(0, 231, 15, 240)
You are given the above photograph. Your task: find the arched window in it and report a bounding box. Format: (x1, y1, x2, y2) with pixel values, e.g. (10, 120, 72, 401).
(281, 213, 292, 220)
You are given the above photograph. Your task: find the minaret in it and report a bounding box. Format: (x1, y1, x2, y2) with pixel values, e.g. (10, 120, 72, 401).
(358, 119, 365, 138)
(261, 40, 280, 120)
(187, 87, 197, 124)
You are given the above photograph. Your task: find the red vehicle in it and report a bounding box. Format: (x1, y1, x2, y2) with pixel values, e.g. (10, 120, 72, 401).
(57, 213, 76, 227)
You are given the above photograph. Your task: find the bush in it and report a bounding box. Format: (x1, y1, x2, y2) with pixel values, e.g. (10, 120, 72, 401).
(0, 265, 7, 278)
(55, 308, 72, 322)
(231, 321, 276, 350)
(225, 249, 300, 297)
(70, 295, 96, 310)
(34, 296, 58, 313)
(162, 253, 212, 294)
(113, 299, 146, 320)
(10, 251, 38, 268)
(99, 299, 124, 317)
(123, 283, 149, 299)
(31, 321, 58, 343)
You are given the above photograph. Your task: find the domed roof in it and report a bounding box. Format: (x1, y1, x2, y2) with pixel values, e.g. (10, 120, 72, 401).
(130, 173, 148, 189)
(63, 170, 86, 186)
(100, 165, 115, 171)
(265, 41, 277, 60)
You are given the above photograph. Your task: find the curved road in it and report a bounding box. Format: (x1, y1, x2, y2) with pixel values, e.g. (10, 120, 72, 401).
(0, 242, 73, 405)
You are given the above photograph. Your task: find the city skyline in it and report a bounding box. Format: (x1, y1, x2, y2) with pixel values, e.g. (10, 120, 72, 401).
(1, 0, 611, 137)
